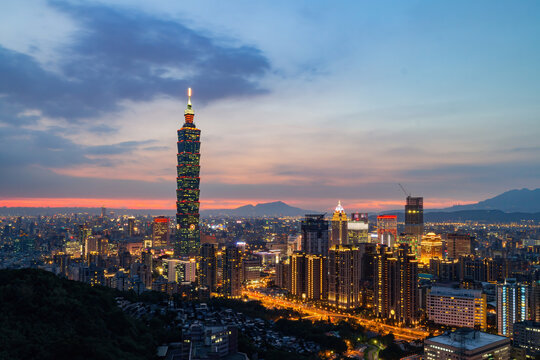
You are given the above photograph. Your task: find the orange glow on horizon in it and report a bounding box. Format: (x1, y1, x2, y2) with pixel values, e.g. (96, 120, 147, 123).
(0, 197, 475, 212)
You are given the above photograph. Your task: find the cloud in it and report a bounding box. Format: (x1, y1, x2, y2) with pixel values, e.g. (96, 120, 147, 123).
(0, 1, 270, 123)
(0, 125, 156, 169)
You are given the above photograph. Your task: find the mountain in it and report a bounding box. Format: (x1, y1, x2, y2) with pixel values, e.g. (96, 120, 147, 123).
(443, 188, 540, 213)
(201, 201, 315, 217)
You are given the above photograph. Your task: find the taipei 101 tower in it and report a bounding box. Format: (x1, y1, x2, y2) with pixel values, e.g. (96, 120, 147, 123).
(176, 88, 201, 256)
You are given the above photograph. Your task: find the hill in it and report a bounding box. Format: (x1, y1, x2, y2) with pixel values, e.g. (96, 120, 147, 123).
(201, 201, 315, 217)
(443, 188, 540, 213)
(0, 269, 157, 360)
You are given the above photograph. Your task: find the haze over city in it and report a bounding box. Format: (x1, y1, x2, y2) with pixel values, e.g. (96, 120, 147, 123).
(1, 0, 540, 211)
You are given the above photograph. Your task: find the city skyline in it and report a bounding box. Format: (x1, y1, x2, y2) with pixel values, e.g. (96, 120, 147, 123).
(1, 1, 540, 212)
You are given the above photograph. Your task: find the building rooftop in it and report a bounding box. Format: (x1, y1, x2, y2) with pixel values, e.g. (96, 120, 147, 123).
(429, 286, 482, 298)
(426, 329, 509, 351)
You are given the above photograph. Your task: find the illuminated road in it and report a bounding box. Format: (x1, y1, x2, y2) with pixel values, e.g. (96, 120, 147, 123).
(243, 290, 432, 341)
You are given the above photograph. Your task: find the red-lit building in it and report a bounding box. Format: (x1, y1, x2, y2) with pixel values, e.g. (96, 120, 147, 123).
(377, 215, 397, 247)
(152, 216, 170, 248)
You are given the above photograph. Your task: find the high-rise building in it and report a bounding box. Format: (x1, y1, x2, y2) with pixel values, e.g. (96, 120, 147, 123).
(513, 321, 540, 358)
(199, 243, 217, 291)
(176, 259, 197, 284)
(301, 214, 329, 256)
(424, 329, 511, 360)
(127, 217, 136, 237)
(420, 233, 444, 265)
(447, 233, 473, 259)
(403, 196, 423, 258)
(348, 213, 369, 244)
(176, 88, 201, 257)
(404, 196, 423, 236)
(427, 287, 487, 330)
(328, 245, 361, 309)
(497, 278, 530, 336)
(152, 216, 170, 248)
(306, 254, 327, 301)
(100, 206, 106, 218)
(222, 245, 241, 298)
(377, 215, 397, 247)
(531, 281, 540, 322)
(374, 244, 419, 325)
(289, 252, 307, 298)
(330, 201, 348, 247)
(242, 257, 262, 284)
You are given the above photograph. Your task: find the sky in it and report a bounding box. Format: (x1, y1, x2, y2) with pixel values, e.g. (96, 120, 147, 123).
(0, 0, 539, 212)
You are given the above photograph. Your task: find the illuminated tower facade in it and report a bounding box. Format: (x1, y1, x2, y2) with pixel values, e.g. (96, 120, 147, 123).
(403, 196, 423, 258)
(377, 215, 397, 247)
(330, 201, 348, 247)
(152, 216, 170, 248)
(176, 88, 201, 256)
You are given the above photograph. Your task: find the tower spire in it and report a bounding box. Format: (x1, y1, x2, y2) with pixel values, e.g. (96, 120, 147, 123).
(184, 87, 194, 122)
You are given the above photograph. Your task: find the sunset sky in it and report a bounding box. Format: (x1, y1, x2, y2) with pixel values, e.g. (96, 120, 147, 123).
(1, 1, 539, 212)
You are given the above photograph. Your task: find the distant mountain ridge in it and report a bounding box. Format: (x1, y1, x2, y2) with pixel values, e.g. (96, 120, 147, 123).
(201, 201, 314, 217)
(443, 188, 540, 213)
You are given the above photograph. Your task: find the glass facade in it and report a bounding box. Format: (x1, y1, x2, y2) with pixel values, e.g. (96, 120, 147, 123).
(175, 97, 201, 256)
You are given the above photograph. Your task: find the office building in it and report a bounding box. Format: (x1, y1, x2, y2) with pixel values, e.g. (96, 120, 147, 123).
(513, 321, 540, 358)
(348, 212, 369, 244)
(420, 233, 444, 265)
(301, 214, 330, 256)
(447, 233, 473, 259)
(199, 243, 217, 291)
(497, 278, 530, 336)
(152, 216, 170, 248)
(377, 215, 397, 247)
(176, 88, 201, 256)
(222, 245, 241, 298)
(405, 196, 423, 234)
(330, 201, 348, 247)
(424, 328, 511, 360)
(427, 287, 487, 330)
(374, 244, 419, 325)
(328, 245, 360, 309)
(242, 257, 262, 283)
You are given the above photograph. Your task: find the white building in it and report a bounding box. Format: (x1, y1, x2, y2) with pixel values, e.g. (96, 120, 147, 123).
(427, 286, 487, 330)
(425, 329, 510, 360)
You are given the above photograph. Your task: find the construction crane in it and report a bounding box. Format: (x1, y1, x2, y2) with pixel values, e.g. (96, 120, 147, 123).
(398, 183, 411, 198)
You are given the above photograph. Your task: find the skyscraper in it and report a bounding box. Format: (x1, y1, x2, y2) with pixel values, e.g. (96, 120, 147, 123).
(306, 254, 327, 301)
(176, 88, 201, 257)
(152, 216, 170, 248)
(330, 201, 348, 247)
(497, 278, 530, 336)
(328, 245, 361, 309)
(199, 243, 217, 291)
(348, 212, 369, 244)
(222, 245, 242, 298)
(446, 233, 473, 259)
(289, 252, 307, 298)
(377, 215, 397, 247)
(374, 244, 419, 325)
(301, 214, 329, 256)
(404, 196, 423, 236)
